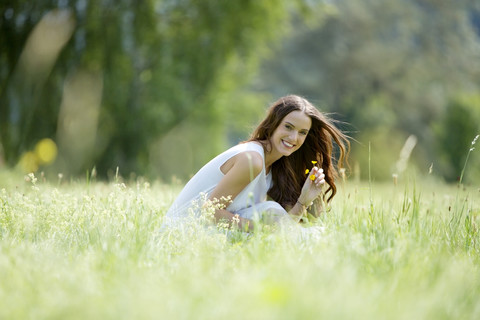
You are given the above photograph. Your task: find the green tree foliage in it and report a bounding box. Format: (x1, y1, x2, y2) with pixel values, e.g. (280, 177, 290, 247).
(1, 0, 313, 179)
(434, 94, 480, 182)
(256, 0, 480, 181)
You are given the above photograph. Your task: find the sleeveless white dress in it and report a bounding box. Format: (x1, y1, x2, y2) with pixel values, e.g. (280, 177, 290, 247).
(164, 141, 288, 224)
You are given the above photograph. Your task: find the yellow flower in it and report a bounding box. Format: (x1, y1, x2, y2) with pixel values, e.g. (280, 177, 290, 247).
(306, 160, 319, 179)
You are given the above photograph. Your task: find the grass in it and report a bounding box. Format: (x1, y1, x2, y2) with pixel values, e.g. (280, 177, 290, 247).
(0, 170, 479, 319)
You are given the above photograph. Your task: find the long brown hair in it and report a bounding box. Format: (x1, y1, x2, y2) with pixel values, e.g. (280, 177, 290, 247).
(248, 95, 349, 211)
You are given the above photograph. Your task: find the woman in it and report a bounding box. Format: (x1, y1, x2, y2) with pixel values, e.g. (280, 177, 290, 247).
(165, 95, 349, 231)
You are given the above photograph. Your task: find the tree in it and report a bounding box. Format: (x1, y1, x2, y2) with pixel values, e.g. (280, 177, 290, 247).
(1, 0, 315, 179)
(255, 0, 480, 180)
(434, 94, 480, 182)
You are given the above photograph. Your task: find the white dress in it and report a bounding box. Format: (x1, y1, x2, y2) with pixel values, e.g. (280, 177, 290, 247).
(165, 141, 288, 224)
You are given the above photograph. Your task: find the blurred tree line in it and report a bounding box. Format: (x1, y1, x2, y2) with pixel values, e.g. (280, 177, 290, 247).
(0, 0, 316, 180)
(1, 0, 479, 183)
(256, 0, 480, 182)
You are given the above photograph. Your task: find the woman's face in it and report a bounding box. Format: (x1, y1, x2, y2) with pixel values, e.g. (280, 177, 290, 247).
(270, 110, 312, 157)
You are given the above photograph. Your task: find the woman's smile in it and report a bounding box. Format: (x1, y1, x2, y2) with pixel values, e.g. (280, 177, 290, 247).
(281, 139, 295, 149)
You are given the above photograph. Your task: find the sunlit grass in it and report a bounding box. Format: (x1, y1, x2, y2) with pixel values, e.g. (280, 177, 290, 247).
(0, 170, 479, 319)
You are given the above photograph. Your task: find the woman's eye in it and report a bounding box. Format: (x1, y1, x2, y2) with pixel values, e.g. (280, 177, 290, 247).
(285, 124, 292, 130)
(300, 131, 308, 136)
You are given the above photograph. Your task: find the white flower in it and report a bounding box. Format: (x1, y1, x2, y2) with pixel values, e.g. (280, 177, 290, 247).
(472, 135, 479, 145)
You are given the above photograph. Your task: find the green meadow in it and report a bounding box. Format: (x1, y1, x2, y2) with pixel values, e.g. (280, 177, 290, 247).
(0, 171, 479, 319)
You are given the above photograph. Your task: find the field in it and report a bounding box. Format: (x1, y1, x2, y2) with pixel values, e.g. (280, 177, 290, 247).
(0, 170, 479, 319)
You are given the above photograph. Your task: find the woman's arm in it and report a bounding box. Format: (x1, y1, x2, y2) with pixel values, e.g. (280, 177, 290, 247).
(207, 155, 325, 229)
(206, 151, 264, 231)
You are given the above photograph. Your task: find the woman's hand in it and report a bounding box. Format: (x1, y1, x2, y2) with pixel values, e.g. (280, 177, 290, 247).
(298, 166, 325, 206)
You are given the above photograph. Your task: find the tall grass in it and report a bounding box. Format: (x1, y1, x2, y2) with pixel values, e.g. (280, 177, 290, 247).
(0, 171, 479, 319)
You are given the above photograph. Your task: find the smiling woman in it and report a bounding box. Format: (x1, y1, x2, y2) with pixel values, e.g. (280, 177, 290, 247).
(164, 95, 350, 231)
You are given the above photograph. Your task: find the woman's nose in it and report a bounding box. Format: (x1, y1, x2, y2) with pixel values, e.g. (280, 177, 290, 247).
(290, 131, 298, 141)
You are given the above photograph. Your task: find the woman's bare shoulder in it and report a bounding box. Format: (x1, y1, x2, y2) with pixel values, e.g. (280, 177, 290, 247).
(220, 150, 263, 177)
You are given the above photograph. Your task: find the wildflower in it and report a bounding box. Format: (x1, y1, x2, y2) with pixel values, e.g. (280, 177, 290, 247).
(28, 173, 37, 184)
(232, 214, 240, 228)
(392, 173, 398, 186)
(306, 160, 319, 181)
(469, 135, 478, 151)
(472, 135, 479, 145)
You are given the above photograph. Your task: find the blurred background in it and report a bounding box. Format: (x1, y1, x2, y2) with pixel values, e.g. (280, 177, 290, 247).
(1, 0, 479, 183)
